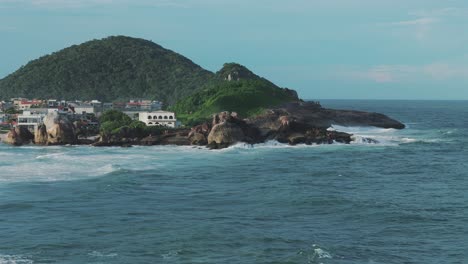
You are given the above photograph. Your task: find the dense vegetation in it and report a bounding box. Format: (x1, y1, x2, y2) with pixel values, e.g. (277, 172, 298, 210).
(171, 63, 299, 125)
(1, 36, 301, 127)
(0, 36, 213, 105)
(99, 110, 166, 138)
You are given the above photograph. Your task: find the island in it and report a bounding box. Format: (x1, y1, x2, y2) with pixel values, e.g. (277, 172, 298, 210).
(0, 36, 405, 148)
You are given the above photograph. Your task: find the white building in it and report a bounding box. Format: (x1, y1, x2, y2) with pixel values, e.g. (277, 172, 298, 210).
(74, 105, 95, 115)
(16, 111, 46, 131)
(139, 111, 178, 128)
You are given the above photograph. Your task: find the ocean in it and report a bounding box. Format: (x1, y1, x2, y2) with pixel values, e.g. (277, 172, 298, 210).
(0, 100, 467, 264)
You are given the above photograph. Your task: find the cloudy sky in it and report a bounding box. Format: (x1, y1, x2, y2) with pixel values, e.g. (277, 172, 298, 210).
(1, 0, 468, 99)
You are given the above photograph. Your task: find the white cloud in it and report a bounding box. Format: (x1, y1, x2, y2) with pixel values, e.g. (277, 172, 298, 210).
(337, 62, 468, 83)
(389, 17, 438, 26)
(385, 7, 468, 40)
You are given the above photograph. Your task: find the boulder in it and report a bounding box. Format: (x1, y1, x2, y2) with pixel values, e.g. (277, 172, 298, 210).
(47, 123, 76, 145)
(188, 123, 211, 138)
(288, 133, 306, 145)
(34, 124, 48, 145)
(189, 132, 207, 146)
(42, 112, 77, 145)
(3, 127, 34, 146)
(207, 121, 245, 146)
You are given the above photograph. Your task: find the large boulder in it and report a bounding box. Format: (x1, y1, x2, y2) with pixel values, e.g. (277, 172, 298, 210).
(41, 112, 77, 145)
(3, 127, 34, 146)
(34, 124, 48, 145)
(189, 132, 207, 146)
(47, 123, 76, 145)
(207, 121, 245, 147)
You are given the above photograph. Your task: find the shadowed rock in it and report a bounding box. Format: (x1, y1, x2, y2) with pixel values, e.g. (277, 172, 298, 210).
(3, 127, 34, 146)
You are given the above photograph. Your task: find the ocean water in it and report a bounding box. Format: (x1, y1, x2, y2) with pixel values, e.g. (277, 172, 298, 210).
(0, 100, 467, 264)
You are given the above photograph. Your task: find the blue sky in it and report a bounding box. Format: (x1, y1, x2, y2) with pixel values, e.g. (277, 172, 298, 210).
(1, 0, 468, 100)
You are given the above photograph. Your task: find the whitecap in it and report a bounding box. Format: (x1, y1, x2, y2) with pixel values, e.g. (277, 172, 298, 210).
(94, 164, 122, 176)
(35, 152, 66, 160)
(0, 254, 33, 264)
(87, 251, 118, 258)
(161, 250, 182, 260)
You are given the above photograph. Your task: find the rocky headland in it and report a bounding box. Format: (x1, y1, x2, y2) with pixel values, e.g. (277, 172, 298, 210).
(0, 36, 405, 149)
(1, 101, 405, 149)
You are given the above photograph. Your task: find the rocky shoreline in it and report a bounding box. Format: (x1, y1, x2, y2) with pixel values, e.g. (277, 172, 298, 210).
(0, 102, 405, 149)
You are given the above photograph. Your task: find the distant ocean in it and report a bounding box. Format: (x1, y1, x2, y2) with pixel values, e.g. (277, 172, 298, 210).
(0, 100, 467, 264)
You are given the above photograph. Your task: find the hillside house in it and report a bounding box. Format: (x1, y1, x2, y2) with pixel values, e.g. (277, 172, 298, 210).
(17, 110, 46, 131)
(139, 111, 178, 128)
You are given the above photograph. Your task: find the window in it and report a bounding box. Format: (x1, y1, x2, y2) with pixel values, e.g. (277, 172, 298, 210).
(164, 116, 168, 119)
(159, 116, 163, 119)
(169, 116, 173, 119)
(148, 115, 152, 119)
(148, 122, 153, 125)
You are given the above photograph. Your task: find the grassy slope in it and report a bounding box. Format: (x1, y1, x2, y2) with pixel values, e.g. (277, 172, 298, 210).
(171, 79, 298, 126)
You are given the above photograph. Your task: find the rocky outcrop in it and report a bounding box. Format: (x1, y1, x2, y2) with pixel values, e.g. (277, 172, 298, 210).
(196, 109, 355, 148)
(189, 132, 208, 146)
(3, 127, 34, 146)
(46, 123, 76, 145)
(188, 123, 210, 145)
(160, 133, 191, 146)
(247, 101, 405, 131)
(206, 111, 261, 149)
(208, 121, 245, 148)
(40, 112, 77, 145)
(34, 124, 48, 145)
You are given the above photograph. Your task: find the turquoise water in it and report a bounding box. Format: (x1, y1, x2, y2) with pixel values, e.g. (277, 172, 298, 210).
(0, 100, 467, 263)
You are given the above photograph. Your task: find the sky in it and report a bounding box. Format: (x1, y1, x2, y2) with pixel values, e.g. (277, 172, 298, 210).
(1, 0, 468, 100)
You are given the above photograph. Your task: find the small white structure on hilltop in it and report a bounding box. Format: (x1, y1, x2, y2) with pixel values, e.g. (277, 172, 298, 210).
(139, 111, 178, 128)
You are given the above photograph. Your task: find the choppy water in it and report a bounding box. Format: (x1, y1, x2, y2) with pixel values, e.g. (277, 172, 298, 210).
(0, 100, 467, 264)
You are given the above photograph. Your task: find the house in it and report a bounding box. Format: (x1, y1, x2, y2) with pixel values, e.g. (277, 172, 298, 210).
(14, 99, 44, 110)
(126, 99, 163, 111)
(16, 110, 46, 131)
(74, 104, 96, 115)
(139, 111, 178, 128)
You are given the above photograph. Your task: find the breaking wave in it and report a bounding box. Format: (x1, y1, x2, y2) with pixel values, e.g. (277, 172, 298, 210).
(0, 254, 33, 264)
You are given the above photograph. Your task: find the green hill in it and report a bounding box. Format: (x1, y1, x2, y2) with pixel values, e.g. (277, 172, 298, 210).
(0, 36, 214, 104)
(171, 63, 299, 125)
(1, 37, 301, 125)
